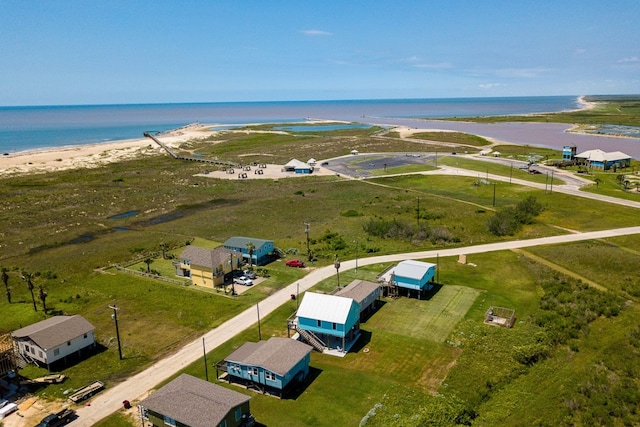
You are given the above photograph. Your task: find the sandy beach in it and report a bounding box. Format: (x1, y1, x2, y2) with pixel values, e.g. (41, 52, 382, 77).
(0, 124, 214, 177)
(0, 98, 636, 178)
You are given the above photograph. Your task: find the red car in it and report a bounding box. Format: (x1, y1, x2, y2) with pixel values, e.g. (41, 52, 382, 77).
(286, 259, 305, 268)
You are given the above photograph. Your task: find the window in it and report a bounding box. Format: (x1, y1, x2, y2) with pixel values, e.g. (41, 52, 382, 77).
(332, 322, 337, 330)
(265, 371, 276, 381)
(84, 333, 87, 339)
(163, 416, 176, 427)
(67, 341, 71, 346)
(38, 351, 43, 358)
(250, 367, 259, 376)
(235, 407, 242, 421)
(317, 320, 322, 327)
(54, 348, 60, 356)
(218, 420, 227, 427)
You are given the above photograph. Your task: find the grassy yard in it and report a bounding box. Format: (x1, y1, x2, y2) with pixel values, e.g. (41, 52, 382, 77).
(2, 104, 640, 426)
(438, 155, 566, 185)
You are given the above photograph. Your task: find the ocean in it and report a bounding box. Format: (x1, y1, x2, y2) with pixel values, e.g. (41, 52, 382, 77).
(0, 96, 579, 154)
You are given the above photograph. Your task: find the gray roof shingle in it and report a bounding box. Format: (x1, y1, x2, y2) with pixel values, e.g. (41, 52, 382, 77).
(139, 374, 250, 427)
(12, 315, 94, 350)
(225, 337, 312, 376)
(180, 246, 240, 269)
(336, 280, 380, 305)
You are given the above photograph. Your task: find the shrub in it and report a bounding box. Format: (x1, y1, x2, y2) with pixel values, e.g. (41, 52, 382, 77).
(341, 209, 362, 217)
(487, 196, 544, 235)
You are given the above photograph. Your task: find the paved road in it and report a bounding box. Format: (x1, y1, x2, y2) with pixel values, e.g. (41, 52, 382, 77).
(69, 222, 640, 426)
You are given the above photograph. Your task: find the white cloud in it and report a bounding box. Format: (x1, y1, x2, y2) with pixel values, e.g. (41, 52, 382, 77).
(617, 56, 639, 63)
(300, 29, 333, 36)
(413, 62, 453, 69)
(574, 48, 587, 55)
(479, 83, 502, 89)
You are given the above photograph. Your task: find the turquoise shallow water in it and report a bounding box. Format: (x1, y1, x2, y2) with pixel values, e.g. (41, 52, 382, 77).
(0, 96, 578, 153)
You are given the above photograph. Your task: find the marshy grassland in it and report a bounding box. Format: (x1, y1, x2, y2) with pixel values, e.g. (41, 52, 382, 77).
(3, 101, 640, 427)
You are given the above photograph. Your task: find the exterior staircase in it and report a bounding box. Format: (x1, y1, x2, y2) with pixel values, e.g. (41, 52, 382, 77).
(295, 327, 326, 352)
(17, 352, 34, 368)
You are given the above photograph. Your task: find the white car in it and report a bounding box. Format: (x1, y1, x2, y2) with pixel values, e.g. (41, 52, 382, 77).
(233, 276, 253, 286)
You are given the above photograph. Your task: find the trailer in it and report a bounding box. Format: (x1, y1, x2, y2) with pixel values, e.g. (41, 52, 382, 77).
(68, 380, 105, 403)
(20, 374, 66, 385)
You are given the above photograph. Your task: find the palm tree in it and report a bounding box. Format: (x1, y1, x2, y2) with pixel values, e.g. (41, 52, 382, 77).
(1, 267, 11, 304)
(246, 242, 256, 268)
(159, 242, 169, 259)
(21, 271, 37, 312)
(143, 258, 153, 273)
(38, 286, 48, 312)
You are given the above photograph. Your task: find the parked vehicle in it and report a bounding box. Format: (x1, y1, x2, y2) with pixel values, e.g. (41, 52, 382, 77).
(233, 276, 253, 286)
(35, 409, 75, 427)
(0, 402, 18, 420)
(243, 270, 257, 279)
(286, 259, 305, 268)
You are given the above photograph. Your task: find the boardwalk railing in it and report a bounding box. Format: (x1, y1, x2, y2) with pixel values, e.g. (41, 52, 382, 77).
(144, 131, 239, 167)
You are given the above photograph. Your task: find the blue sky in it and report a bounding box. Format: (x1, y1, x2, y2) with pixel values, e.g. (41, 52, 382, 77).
(1, 1, 639, 105)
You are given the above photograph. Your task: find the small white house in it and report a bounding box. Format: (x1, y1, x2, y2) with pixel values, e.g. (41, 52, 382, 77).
(283, 158, 313, 174)
(12, 315, 96, 370)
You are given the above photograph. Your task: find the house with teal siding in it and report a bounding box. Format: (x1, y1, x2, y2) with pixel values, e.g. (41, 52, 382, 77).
(223, 237, 275, 266)
(294, 292, 360, 354)
(220, 337, 312, 398)
(392, 259, 437, 298)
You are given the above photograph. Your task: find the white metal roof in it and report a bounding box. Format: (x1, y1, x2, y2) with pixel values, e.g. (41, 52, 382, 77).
(296, 292, 354, 324)
(284, 158, 310, 169)
(575, 149, 631, 162)
(393, 259, 436, 280)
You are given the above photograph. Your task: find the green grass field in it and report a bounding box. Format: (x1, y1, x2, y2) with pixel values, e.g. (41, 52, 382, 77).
(3, 101, 640, 426)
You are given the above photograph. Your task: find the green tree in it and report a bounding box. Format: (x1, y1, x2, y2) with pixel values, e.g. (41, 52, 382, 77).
(38, 286, 48, 312)
(21, 271, 37, 312)
(594, 177, 602, 188)
(159, 242, 169, 259)
(1, 267, 11, 304)
(246, 241, 256, 268)
(514, 195, 544, 224)
(487, 208, 521, 236)
(143, 258, 153, 273)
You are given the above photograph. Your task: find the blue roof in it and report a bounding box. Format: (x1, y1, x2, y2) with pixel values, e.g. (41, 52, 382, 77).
(223, 236, 273, 249)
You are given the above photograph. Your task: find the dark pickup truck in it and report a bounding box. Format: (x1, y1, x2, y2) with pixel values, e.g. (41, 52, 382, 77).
(35, 409, 75, 427)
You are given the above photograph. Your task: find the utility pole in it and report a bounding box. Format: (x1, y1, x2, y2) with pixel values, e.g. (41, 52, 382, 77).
(334, 255, 341, 289)
(229, 252, 236, 296)
(304, 222, 311, 261)
(109, 304, 123, 360)
(509, 163, 513, 183)
(550, 171, 554, 194)
(202, 337, 208, 381)
(492, 182, 497, 207)
(354, 238, 359, 272)
(416, 197, 421, 227)
(257, 303, 262, 341)
(545, 173, 549, 194)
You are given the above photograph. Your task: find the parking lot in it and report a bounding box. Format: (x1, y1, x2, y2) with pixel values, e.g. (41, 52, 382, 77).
(323, 152, 439, 177)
